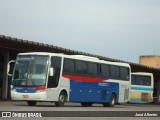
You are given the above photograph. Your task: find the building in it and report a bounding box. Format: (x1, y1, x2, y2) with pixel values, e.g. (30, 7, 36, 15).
(0, 35, 160, 103)
(139, 55, 160, 69)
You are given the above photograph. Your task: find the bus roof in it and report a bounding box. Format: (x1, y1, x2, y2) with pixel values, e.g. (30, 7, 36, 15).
(18, 52, 64, 56)
(131, 72, 153, 76)
(17, 52, 130, 68)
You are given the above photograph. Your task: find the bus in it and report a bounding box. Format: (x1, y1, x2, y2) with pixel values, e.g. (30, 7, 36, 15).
(130, 72, 154, 103)
(8, 52, 131, 107)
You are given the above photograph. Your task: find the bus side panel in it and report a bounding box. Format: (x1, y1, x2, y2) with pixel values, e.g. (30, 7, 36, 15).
(118, 82, 131, 103)
(130, 86, 153, 103)
(69, 80, 119, 103)
(45, 77, 70, 102)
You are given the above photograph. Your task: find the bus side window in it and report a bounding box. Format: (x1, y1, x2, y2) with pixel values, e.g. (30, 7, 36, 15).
(63, 59, 75, 74)
(87, 62, 98, 77)
(100, 64, 110, 78)
(110, 65, 120, 80)
(131, 75, 136, 85)
(47, 56, 61, 88)
(120, 67, 129, 81)
(75, 60, 87, 75)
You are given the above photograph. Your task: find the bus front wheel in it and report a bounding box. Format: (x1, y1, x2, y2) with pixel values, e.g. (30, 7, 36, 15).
(55, 91, 67, 107)
(27, 101, 37, 106)
(103, 94, 116, 107)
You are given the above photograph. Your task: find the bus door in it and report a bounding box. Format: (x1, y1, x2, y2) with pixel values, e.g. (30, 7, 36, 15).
(47, 56, 62, 88)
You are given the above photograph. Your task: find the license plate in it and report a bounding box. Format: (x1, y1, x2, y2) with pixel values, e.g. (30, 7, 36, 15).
(23, 95, 29, 98)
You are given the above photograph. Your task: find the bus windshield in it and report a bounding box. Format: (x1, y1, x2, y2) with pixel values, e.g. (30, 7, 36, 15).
(131, 74, 151, 86)
(12, 55, 49, 86)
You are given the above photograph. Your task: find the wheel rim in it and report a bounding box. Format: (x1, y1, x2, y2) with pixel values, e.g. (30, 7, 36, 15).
(59, 95, 65, 102)
(111, 98, 115, 105)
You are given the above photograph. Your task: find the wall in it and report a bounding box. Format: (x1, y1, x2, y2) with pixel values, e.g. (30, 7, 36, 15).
(139, 56, 160, 69)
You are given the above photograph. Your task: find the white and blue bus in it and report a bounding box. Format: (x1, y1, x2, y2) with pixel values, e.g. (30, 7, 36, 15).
(9, 52, 131, 107)
(130, 72, 154, 103)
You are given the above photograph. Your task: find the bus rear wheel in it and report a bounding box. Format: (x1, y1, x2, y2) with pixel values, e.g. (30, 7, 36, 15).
(103, 94, 116, 107)
(27, 101, 37, 106)
(55, 91, 67, 107)
(81, 102, 93, 107)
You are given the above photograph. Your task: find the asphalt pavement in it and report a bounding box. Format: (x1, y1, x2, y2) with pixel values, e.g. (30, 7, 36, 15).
(0, 101, 159, 120)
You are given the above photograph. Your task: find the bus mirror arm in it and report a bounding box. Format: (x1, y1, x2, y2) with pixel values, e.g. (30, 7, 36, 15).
(50, 68, 54, 76)
(7, 60, 15, 76)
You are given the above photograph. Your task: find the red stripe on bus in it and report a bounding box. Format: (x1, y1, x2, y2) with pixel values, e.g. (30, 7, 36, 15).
(22, 86, 46, 90)
(62, 74, 107, 82)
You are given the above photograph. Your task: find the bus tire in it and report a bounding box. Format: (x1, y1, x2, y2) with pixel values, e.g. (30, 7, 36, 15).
(103, 94, 116, 107)
(55, 91, 67, 107)
(81, 102, 93, 107)
(27, 101, 37, 106)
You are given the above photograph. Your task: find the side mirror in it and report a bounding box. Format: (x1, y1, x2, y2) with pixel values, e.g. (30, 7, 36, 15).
(49, 68, 54, 76)
(7, 60, 15, 76)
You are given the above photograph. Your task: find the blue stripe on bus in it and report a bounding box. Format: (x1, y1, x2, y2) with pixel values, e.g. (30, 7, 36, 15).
(130, 98, 153, 103)
(69, 80, 119, 103)
(131, 86, 153, 91)
(13, 86, 36, 93)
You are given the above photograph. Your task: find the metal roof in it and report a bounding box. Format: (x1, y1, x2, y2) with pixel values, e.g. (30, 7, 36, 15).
(0, 35, 160, 77)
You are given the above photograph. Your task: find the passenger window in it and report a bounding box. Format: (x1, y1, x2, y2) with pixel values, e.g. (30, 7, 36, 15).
(120, 67, 129, 81)
(131, 75, 136, 85)
(75, 60, 87, 75)
(87, 62, 98, 76)
(63, 59, 75, 74)
(101, 64, 110, 78)
(110, 66, 120, 79)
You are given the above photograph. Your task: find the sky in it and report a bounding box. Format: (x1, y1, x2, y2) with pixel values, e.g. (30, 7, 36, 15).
(0, 0, 160, 63)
